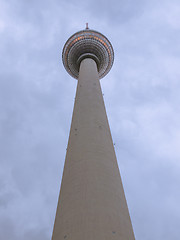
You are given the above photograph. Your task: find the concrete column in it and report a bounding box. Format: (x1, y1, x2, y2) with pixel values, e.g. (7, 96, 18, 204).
(52, 58, 135, 240)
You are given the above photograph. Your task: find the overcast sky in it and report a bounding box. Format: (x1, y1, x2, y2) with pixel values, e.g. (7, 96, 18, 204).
(0, 0, 180, 239)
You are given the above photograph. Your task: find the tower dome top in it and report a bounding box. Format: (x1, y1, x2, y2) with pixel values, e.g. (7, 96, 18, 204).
(62, 28, 114, 79)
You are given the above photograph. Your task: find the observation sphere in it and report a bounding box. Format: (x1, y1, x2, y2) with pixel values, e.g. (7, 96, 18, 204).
(62, 29, 114, 79)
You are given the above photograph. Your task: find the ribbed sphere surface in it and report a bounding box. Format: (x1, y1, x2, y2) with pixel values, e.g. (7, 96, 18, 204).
(62, 29, 114, 79)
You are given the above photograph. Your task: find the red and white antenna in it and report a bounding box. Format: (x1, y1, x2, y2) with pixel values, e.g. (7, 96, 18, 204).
(86, 23, 89, 29)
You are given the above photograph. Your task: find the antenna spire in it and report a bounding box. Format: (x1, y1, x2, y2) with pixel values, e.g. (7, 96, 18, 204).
(86, 23, 89, 29)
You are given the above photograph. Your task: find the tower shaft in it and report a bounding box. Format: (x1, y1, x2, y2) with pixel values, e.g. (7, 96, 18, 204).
(52, 58, 135, 240)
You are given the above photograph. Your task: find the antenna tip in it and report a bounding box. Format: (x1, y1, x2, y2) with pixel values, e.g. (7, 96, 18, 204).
(86, 23, 89, 29)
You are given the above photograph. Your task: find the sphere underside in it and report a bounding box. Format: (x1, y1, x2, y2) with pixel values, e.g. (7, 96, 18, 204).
(62, 29, 114, 79)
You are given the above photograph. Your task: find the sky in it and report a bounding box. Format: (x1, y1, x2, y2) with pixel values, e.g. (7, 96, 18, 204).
(0, 0, 180, 239)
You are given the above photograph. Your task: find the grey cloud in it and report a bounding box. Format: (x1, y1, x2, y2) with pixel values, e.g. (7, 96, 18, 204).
(0, 216, 49, 240)
(0, 217, 16, 240)
(87, 0, 146, 23)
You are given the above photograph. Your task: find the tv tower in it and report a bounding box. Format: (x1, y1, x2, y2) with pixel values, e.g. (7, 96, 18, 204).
(51, 25, 135, 240)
